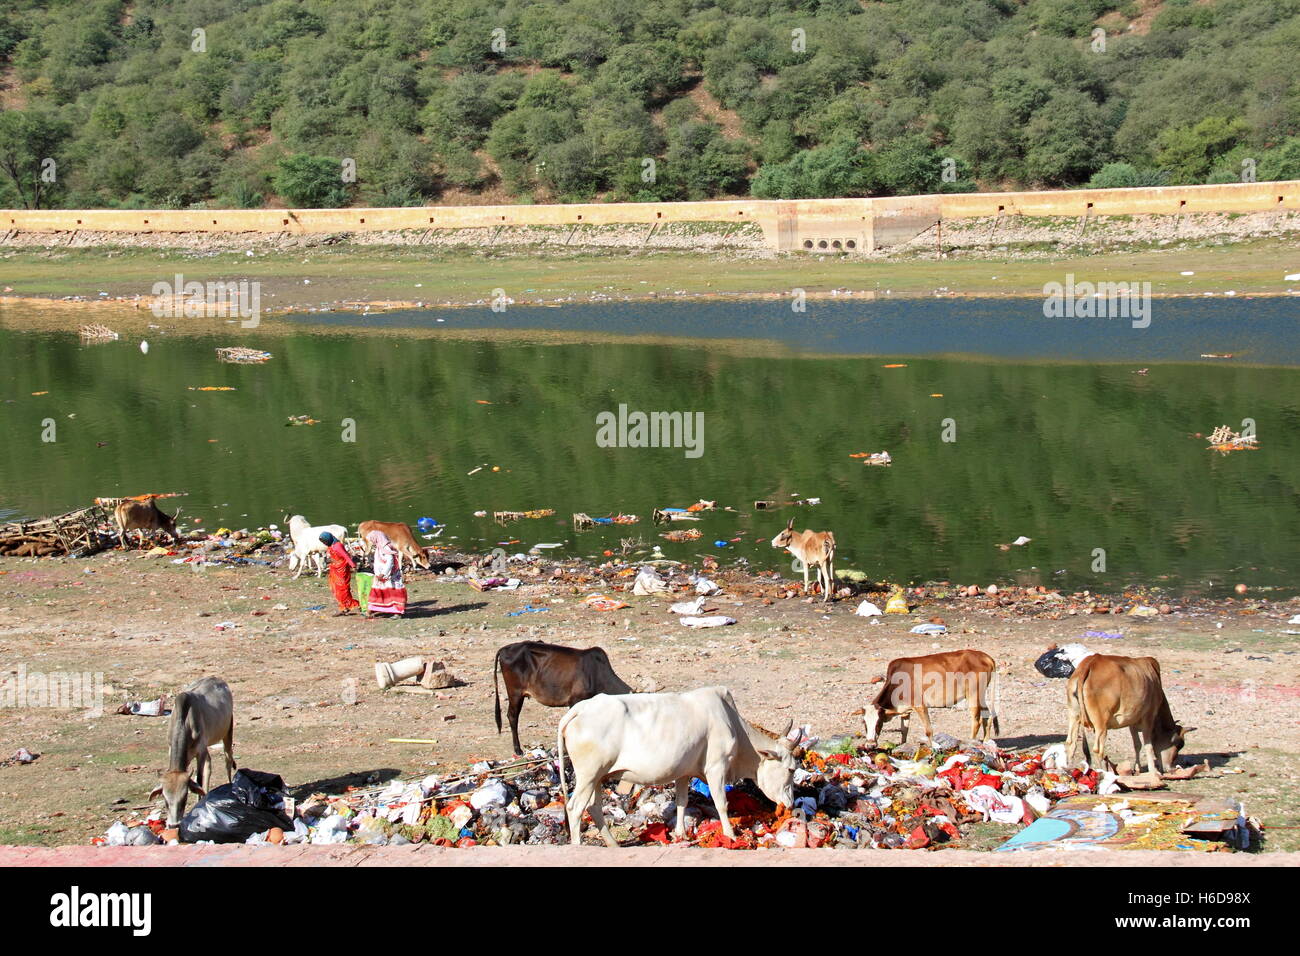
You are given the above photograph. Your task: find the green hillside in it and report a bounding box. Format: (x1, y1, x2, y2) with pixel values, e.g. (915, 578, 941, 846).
(1, 0, 1299, 209)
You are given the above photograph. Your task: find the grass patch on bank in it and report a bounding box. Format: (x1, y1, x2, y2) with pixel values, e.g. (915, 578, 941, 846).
(2, 237, 1299, 312)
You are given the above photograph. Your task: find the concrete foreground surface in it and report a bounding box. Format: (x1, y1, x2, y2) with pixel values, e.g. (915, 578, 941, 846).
(1, 844, 1293, 867)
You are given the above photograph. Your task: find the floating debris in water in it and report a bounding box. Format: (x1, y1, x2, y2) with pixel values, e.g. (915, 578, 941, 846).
(216, 347, 272, 364)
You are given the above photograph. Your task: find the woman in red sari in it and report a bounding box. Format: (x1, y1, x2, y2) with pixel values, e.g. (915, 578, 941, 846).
(319, 532, 360, 616)
(365, 529, 407, 618)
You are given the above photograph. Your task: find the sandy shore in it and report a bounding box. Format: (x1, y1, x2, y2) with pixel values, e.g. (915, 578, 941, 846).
(1, 546, 1296, 851)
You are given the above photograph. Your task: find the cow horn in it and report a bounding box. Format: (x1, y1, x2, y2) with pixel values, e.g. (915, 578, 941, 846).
(780, 718, 793, 739)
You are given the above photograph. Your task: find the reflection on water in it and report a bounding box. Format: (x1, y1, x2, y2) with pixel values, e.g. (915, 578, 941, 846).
(1, 298, 1297, 595)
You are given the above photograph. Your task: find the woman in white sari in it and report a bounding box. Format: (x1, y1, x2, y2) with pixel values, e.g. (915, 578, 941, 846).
(365, 530, 407, 618)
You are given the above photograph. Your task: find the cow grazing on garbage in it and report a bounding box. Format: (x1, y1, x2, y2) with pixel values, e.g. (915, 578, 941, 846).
(557, 687, 799, 847)
(149, 677, 236, 827)
(114, 497, 181, 549)
(357, 520, 431, 569)
(1065, 654, 1192, 775)
(285, 514, 346, 578)
(863, 650, 1000, 745)
(494, 641, 633, 755)
(771, 518, 836, 602)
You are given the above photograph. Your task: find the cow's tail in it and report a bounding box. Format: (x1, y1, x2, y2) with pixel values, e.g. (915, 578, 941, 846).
(556, 705, 577, 839)
(493, 649, 503, 734)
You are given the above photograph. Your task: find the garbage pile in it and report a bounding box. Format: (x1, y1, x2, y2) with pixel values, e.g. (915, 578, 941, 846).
(94, 732, 1246, 851)
(0, 505, 117, 557)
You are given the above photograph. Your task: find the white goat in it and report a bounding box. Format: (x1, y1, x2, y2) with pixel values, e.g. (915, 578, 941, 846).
(285, 514, 347, 579)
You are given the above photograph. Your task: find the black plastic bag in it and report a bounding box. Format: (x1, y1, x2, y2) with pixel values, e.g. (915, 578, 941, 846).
(179, 769, 293, 843)
(1034, 648, 1074, 679)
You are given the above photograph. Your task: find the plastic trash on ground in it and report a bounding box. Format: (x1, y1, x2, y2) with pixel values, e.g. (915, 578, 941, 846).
(179, 769, 294, 844)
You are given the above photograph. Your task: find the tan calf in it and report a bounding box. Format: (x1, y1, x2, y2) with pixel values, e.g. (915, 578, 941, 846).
(115, 497, 180, 549)
(863, 649, 1000, 744)
(357, 520, 431, 568)
(770, 518, 836, 602)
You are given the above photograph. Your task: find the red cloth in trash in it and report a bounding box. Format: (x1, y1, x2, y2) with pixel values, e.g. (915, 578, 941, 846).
(903, 825, 930, 849)
(939, 766, 1002, 791)
(640, 822, 673, 844)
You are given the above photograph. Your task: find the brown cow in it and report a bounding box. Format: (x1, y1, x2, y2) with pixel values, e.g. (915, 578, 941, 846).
(115, 497, 180, 549)
(771, 518, 836, 602)
(357, 520, 431, 569)
(494, 641, 634, 755)
(1065, 654, 1192, 775)
(862, 649, 999, 744)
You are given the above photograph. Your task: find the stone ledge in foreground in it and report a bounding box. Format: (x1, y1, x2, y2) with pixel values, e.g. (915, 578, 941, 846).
(0, 844, 1291, 867)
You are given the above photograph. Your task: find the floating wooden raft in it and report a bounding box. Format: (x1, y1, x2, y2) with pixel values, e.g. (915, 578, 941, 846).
(216, 346, 272, 363)
(493, 509, 555, 524)
(0, 505, 115, 557)
(78, 323, 120, 342)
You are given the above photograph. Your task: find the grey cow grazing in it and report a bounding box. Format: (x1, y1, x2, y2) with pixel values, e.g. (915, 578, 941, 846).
(149, 677, 236, 827)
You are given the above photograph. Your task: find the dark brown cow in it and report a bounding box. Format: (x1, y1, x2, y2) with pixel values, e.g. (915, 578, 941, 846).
(115, 498, 180, 549)
(1066, 654, 1192, 775)
(357, 520, 431, 569)
(493, 641, 633, 754)
(863, 649, 1000, 744)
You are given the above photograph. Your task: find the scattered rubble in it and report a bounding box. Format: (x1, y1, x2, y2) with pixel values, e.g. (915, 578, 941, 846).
(93, 737, 1254, 852)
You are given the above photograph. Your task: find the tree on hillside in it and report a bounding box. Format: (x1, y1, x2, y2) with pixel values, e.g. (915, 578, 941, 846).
(752, 134, 878, 200)
(1154, 116, 1251, 184)
(0, 108, 69, 208)
(273, 154, 353, 207)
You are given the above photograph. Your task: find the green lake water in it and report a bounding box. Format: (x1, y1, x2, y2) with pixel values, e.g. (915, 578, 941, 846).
(1, 297, 1297, 595)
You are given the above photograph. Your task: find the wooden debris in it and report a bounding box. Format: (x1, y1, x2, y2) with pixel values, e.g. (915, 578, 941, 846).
(216, 347, 272, 363)
(494, 509, 555, 524)
(0, 504, 116, 557)
(1206, 425, 1258, 452)
(78, 323, 119, 342)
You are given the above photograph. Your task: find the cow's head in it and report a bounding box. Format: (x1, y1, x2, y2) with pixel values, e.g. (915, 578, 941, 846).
(1159, 724, 1194, 770)
(163, 506, 180, 540)
(150, 771, 205, 828)
(862, 701, 887, 743)
(770, 518, 796, 550)
(755, 718, 799, 809)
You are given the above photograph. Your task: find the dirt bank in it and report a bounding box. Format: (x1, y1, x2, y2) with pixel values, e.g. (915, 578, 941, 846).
(3, 232, 1299, 326)
(1, 548, 1296, 850)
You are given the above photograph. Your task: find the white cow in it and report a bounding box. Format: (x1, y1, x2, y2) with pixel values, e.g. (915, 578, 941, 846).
(557, 686, 799, 847)
(285, 514, 347, 579)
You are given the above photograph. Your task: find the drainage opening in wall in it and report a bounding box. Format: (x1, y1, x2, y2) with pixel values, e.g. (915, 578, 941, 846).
(803, 240, 813, 249)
